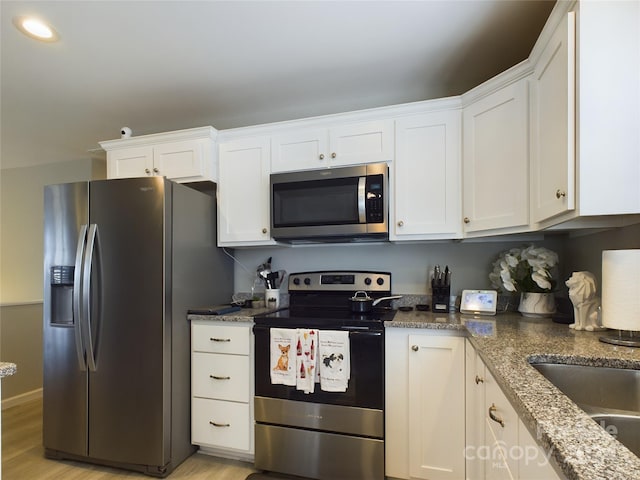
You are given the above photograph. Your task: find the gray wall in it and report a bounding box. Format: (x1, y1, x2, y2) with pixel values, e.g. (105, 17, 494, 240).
(0, 304, 43, 400)
(231, 236, 568, 296)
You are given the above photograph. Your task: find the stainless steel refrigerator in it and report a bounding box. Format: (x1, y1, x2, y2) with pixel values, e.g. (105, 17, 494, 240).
(43, 177, 233, 477)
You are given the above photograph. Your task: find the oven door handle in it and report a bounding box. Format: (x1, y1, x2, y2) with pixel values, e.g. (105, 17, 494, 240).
(252, 325, 383, 336)
(339, 327, 383, 336)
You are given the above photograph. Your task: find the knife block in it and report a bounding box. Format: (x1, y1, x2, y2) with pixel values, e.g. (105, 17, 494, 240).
(432, 285, 451, 313)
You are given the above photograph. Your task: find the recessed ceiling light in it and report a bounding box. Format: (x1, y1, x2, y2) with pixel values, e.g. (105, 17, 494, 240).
(12, 16, 59, 42)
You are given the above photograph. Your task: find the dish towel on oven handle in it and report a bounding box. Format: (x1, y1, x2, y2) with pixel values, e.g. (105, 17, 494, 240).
(318, 330, 350, 392)
(270, 328, 296, 386)
(296, 329, 317, 394)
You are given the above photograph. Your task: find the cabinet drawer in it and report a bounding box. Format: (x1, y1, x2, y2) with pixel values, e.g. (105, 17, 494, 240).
(192, 323, 250, 355)
(192, 397, 251, 451)
(192, 352, 250, 402)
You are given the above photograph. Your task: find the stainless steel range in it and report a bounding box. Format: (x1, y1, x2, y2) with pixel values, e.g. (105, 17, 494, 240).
(252, 271, 396, 480)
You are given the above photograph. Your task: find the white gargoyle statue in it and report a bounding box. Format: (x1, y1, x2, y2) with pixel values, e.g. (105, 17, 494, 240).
(565, 271, 606, 331)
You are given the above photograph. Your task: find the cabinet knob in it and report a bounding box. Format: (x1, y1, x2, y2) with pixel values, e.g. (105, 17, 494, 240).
(411, 345, 419, 352)
(144, 168, 151, 174)
(262, 228, 268, 234)
(153, 167, 160, 174)
(397, 220, 404, 227)
(464, 217, 470, 224)
(331, 152, 337, 159)
(488, 403, 505, 428)
(556, 189, 566, 199)
(319, 153, 325, 160)
(475, 375, 484, 384)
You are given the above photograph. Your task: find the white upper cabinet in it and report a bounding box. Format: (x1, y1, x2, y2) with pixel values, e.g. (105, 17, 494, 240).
(462, 77, 530, 235)
(392, 109, 462, 240)
(217, 136, 277, 246)
(271, 120, 393, 172)
(530, 11, 576, 224)
(531, 1, 640, 227)
(100, 126, 218, 183)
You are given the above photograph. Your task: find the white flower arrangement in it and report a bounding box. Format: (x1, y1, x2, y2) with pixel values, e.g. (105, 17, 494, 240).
(489, 245, 559, 293)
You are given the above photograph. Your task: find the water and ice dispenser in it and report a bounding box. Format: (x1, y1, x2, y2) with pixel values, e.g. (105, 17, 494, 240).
(50, 265, 74, 326)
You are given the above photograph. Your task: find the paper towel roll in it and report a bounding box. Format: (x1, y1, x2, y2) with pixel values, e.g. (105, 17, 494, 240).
(601, 249, 640, 331)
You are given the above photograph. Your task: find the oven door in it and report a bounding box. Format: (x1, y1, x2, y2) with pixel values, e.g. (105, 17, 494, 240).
(253, 325, 384, 409)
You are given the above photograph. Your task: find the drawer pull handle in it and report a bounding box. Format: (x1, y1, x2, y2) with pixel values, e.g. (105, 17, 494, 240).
(210, 337, 231, 342)
(209, 421, 230, 427)
(210, 375, 231, 380)
(475, 375, 484, 384)
(489, 403, 505, 428)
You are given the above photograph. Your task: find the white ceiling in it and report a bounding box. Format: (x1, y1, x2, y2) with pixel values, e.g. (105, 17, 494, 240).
(1, 0, 555, 170)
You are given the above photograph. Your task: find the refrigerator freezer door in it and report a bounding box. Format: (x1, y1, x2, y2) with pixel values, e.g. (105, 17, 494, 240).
(87, 177, 169, 468)
(43, 182, 90, 457)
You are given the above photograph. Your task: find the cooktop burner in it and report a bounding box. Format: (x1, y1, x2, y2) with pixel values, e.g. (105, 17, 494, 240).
(254, 271, 397, 330)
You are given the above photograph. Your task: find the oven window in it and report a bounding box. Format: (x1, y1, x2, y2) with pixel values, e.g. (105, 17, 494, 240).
(254, 326, 384, 409)
(272, 177, 360, 227)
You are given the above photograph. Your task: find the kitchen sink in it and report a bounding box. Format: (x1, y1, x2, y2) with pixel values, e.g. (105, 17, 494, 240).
(530, 362, 640, 457)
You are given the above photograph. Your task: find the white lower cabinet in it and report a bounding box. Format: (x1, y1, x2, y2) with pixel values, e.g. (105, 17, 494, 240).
(191, 320, 254, 460)
(465, 340, 566, 480)
(386, 329, 466, 480)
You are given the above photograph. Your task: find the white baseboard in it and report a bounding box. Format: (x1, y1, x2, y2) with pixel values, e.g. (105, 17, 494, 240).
(2, 388, 42, 410)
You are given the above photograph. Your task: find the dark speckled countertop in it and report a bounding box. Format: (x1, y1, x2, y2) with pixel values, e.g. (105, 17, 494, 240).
(388, 310, 640, 480)
(189, 306, 640, 479)
(0, 362, 16, 378)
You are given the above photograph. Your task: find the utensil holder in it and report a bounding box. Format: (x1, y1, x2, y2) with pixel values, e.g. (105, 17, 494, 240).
(265, 288, 280, 309)
(432, 286, 451, 313)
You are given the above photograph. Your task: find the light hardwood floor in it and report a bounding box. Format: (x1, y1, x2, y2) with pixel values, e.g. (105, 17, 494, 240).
(2, 398, 258, 479)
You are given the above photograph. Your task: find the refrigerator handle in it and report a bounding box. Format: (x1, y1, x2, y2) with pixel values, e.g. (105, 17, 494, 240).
(73, 225, 88, 371)
(82, 223, 99, 372)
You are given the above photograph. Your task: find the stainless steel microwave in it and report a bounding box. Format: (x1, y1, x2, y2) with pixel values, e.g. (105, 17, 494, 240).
(270, 163, 388, 242)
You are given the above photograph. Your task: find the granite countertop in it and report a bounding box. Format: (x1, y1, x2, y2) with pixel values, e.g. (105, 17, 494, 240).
(388, 310, 640, 480)
(0, 362, 17, 378)
(187, 306, 274, 323)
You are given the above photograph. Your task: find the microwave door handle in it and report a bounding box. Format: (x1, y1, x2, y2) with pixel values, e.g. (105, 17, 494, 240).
(358, 176, 366, 223)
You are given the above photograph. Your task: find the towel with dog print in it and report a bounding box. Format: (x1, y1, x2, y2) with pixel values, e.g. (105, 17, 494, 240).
(270, 328, 296, 386)
(318, 330, 350, 392)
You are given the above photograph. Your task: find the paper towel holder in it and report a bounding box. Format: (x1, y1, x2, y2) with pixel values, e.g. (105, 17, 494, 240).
(599, 330, 640, 347)
(598, 249, 640, 347)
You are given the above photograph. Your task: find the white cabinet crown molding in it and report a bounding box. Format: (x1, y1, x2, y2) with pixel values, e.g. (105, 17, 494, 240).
(217, 97, 462, 143)
(99, 126, 217, 151)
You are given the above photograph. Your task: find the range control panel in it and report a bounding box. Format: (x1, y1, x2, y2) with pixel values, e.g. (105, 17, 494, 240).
(288, 271, 391, 293)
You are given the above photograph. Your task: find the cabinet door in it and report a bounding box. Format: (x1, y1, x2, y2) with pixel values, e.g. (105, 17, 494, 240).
(408, 335, 465, 480)
(484, 369, 519, 480)
(465, 340, 485, 480)
(463, 79, 530, 233)
(393, 111, 461, 240)
(107, 146, 154, 179)
(271, 129, 329, 172)
(530, 12, 576, 223)
(153, 139, 204, 180)
(218, 137, 275, 245)
(329, 120, 394, 167)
